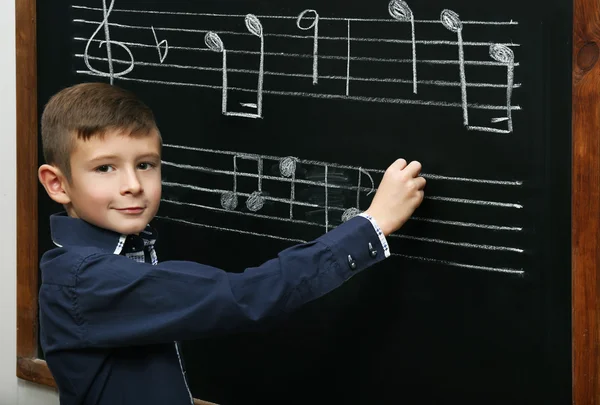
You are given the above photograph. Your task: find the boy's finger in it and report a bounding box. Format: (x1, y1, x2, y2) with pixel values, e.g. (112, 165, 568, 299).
(403, 160, 422, 177)
(414, 176, 427, 190)
(394, 158, 408, 170)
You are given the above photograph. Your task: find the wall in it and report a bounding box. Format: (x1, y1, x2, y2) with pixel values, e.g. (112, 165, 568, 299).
(0, 1, 60, 404)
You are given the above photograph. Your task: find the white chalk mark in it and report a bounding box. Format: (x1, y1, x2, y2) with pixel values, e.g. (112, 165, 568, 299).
(341, 207, 362, 222)
(279, 157, 297, 219)
(393, 253, 524, 275)
(491, 117, 510, 123)
(78, 70, 521, 114)
(205, 16, 264, 119)
(74, 20, 521, 48)
(441, 9, 468, 127)
(72, 6, 519, 25)
(411, 217, 522, 232)
(77, 54, 523, 90)
(220, 155, 238, 210)
(163, 197, 521, 237)
(161, 145, 523, 186)
(164, 181, 318, 209)
(346, 20, 351, 96)
(388, 0, 417, 94)
(390, 234, 523, 253)
(467, 126, 511, 134)
(76, 38, 521, 66)
(156, 215, 308, 244)
(83, 0, 134, 84)
(489, 43, 515, 132)
(324, 165, 329, 232)
(150, 26, 169, 63)
(205, 32, 228, 115)
(426, 195, 523, 209)
(154, 214, 524, 274)
(245, 156, 265, 212)
(244, 14, 264, 118)
(296, 10, 319, 85)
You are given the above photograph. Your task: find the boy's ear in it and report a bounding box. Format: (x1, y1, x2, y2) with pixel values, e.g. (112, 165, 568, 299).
(38, 164, 72, 205)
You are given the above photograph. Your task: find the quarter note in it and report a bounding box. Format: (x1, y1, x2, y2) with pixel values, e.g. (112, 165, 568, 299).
(441, 9, 468, 127)
(243, 14, 265, 118)
(279, 157, 297, 219)
(388, 0, 418, 94)
(296, 9, 320, 85)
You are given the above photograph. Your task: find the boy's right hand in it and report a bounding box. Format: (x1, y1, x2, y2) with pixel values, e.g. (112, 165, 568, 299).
(364, 159, 426, 236)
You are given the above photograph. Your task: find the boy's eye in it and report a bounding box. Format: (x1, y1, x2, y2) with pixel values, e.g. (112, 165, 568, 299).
(137, 162, 155, 170)
(95, 165, 113, 173)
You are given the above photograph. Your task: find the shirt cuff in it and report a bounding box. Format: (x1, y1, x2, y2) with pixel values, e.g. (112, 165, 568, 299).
(358, 213, 391, 258)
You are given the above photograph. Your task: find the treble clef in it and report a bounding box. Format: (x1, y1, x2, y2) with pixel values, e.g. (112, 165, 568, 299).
(84, 0, 134, 84)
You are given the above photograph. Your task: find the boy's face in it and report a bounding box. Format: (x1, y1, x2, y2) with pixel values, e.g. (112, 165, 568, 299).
(63, 129, 162, 235)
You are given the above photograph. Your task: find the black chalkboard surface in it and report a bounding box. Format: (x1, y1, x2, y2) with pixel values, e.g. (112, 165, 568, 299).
(36, 0, 572, 403)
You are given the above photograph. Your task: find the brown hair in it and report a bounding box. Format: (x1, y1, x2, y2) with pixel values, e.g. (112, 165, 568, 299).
(40, 82, 160, 181)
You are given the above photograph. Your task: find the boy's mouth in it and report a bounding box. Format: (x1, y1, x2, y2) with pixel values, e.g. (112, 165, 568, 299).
(116, 207, 145, 214)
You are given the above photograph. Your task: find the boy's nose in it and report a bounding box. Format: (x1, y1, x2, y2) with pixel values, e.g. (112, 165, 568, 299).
(120, 169, 143, 195)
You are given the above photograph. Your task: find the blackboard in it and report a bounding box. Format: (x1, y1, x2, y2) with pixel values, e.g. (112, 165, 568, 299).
(28, 0, 577, 403)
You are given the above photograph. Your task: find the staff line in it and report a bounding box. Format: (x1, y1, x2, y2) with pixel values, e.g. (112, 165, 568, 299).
(162, 179, 523, 211)
(71, 5, 519, 25)
(162, 198, 523, 233)
(76, 70, 523, 112)
(154, 215, 524, 275)
(73, 19, 521, 48)
(162, 160, 375, 193)
(160, 198, 523, 252)
(161, 143, 524, 186)
(79, 54, 523, 89)
(75, 37, 521, 67)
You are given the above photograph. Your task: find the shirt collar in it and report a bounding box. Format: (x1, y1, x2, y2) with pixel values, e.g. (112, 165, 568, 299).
(49, 212, 158, 255)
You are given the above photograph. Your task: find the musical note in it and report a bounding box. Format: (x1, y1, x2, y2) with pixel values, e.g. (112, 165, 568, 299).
(204, 32, 228, 114)
(279, 157, 297, 218)
(346, 19, 351, 96)
(440, 9, 468, 127)
(159, 143, 526, 275)
(243, 14, 265, 118)
(220, 154, 266, 212)
(205, 15, 264, 118)
(83, 0, 134, 84)
(151, 26, 169, 63)
(489, 44, 515, 132)
(341, 168, 375, 222)
(388, 0, 417, 94)
(296, 9, 320, 85)
(74, 3, 522, 133)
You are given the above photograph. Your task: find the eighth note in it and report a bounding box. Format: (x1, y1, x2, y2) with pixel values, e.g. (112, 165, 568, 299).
(151, 26, 169, 63)
(489, 44, 515, 133)
(84, 0, 134, 85)
(206, 14, 264, 119)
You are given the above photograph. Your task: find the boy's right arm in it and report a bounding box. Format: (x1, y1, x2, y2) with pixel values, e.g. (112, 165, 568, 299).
(39, 158, 425, 351)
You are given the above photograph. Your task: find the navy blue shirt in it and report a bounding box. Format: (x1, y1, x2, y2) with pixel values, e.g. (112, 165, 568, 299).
(39, 213, 386, 404)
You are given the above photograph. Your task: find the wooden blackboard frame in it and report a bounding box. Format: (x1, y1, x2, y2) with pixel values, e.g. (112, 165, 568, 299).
(15, 0, 600, 403)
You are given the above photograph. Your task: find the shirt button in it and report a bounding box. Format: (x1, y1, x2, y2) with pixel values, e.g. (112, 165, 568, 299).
(368, 242, 378, 258)
(347, 255, 357, 270)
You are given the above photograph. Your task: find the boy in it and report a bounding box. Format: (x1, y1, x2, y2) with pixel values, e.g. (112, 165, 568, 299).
(37, 82, 425, 405)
